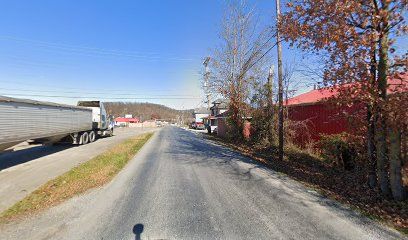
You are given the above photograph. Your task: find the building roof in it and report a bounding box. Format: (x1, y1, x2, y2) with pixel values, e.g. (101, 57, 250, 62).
(115, 117, 139, 123)
(285, 88, 337, 106)
(202, 115, 217, 120)
(210, 98, 229, 109)
(215, 110, 252, 119)
(286, 74, 408, 106)
(211, 98, 224, 104)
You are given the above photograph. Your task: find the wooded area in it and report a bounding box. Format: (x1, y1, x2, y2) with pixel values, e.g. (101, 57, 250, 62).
(104, 102, 193, 122)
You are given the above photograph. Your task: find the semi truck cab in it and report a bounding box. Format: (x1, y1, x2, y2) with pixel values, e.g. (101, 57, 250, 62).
(77, 101, 113, 137)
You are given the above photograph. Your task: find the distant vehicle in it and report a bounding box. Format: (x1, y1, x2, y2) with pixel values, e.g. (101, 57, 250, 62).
(190, 122, 197, 129)
(196, 122, 206, 130)
(0, 97, 114, 152)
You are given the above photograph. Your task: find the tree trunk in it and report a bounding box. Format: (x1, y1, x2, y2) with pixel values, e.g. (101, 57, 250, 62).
(367, 105, 377, 188)
(376, 0, 391, 196)
(367, 48, 377, 189)
(389, 128, 404, 200)
(376, 115, 390, 196)
(402, 125, 407, 166)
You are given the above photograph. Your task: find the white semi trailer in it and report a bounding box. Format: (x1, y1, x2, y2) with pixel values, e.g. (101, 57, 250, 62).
(0, 96, 114, 152)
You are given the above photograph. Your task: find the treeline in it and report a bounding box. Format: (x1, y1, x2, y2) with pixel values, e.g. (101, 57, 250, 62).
(104, 102, 193, 122)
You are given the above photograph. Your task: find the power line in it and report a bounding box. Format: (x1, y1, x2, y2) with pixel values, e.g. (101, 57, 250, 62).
(0, 36, 198, 62)
(0, 87, 200, 97)
(0, 80, 194, 93)
(0, 93, 201, 100)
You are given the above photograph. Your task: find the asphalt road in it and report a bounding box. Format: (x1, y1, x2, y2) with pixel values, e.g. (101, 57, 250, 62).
(0, 127, 158, 212)
(0, 126, 405, 240)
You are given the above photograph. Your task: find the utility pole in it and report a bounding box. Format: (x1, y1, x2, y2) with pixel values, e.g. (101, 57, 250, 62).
(276, 0, 284, 162)
(203, 57, 211, 109)
(267, 65, 274, 143)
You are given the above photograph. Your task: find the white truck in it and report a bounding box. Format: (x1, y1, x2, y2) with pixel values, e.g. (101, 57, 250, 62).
(0, 96, 114, 152)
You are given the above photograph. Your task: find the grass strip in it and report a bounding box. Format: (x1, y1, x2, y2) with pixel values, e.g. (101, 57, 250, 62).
(0, 132, 153, 223)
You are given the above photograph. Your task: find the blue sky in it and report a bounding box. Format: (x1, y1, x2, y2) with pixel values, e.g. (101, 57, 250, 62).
(0, 1, 405, 109)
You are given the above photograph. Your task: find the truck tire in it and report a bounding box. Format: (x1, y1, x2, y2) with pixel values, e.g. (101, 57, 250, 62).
(81, 132, 89, 145)
(89, 131, 96, 143)
(109, 128, 114, 137)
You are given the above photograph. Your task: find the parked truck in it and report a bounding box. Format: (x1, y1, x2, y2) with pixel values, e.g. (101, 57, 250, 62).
(0, 96, 114, 152)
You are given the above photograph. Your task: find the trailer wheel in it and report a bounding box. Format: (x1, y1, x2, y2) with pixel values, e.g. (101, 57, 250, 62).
(89, 131, 96, 143)
(81, 132, 89, 145)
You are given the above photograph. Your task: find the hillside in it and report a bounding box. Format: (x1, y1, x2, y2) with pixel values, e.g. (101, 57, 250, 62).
(104, 102, 194, 122)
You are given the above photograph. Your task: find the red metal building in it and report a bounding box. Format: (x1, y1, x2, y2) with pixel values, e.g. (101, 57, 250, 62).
(286, 75, 407, 144)
(114, 117, 140, 126)
(286, 98, 357, 144)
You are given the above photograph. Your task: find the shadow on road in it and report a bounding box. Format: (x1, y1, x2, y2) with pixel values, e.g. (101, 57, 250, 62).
(172, 129, 327, 193)
(0, 144, 73, 171)
(160, 128, 403, 239)
(132, 223, 144, 240)
(167, 128, 272, 183)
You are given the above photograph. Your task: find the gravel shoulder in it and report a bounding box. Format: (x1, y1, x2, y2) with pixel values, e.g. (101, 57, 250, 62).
(0, 127, 158, 212)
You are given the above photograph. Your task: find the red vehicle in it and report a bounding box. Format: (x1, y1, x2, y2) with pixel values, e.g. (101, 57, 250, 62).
(196, 122, 206, 130)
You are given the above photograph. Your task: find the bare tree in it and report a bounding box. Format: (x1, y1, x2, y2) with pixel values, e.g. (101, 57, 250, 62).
(208, 1, 275, 140)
